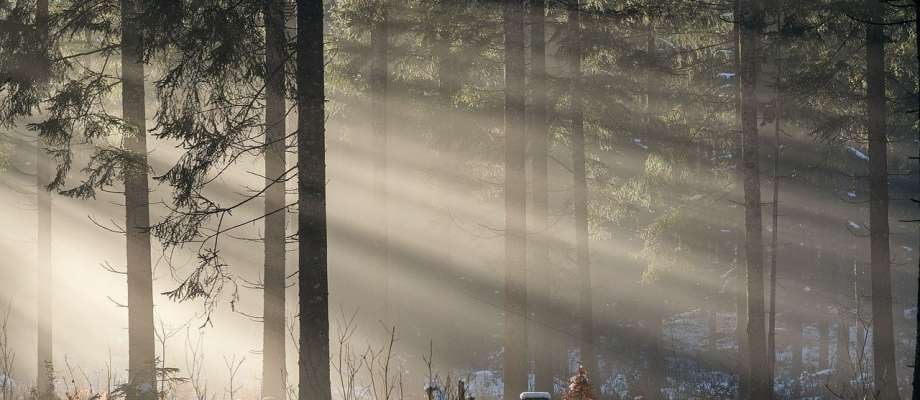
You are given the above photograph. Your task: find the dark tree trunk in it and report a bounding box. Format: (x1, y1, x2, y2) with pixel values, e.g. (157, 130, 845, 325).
(121, 1, 156, 400)
(296, 1, 330, 400)
(738, 0, 768, 398)
(370, 0, 390, 324)
(645, 314, 665, 400)
(34, 0, 52, 397)
(865, 0, 899, 398)
(262, 1, 287, 399)
(568, 0, 596, 385)
(503, 0, 528, 398)
(528, 0, 553, 393)
(913, 3, 920, 399)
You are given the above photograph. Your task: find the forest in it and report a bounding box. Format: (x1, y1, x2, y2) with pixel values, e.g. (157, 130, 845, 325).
(1, 0, 919, 399)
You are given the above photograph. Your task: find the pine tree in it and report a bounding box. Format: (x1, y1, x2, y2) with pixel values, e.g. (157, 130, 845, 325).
(563, 366, 595, 400)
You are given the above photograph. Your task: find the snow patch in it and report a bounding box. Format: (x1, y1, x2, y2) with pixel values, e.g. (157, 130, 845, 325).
(847, 146, 869, 161)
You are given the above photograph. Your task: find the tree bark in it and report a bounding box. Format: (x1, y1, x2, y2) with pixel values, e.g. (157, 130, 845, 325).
(791, 316, 803, 397)
(819, 318, 830, 371)
(767, 8, 782, 389)
(730, 4, 747, 396)
(34, 0, 52, 397)
(865, 0, 899, 398)
(262, 1, 288, 399)
(121, 1, 156, 399)
(528, 0, 553, 394)
(503, 0, 528, 398)
(568, 0, 595, 385)
(645, 314, 665, 400)
(370, 0, 390, 324)
(738, 0, 768, 398)
(913, 3, 920, 399)
(296, 1, 330, 400)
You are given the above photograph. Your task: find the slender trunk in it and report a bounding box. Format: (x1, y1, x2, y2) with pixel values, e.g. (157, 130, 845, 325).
(730, 4, 748, 396)
(912, 3, 920, 400)
(644, 25, 665, 400)
(296, 1, 330, 400)
(738, 0, 768, 398)
(567, 0, 595, 385)
(34, 0, 52, 397)
(503, 0, 528, 397)
(528, 0, 552, 393)
(856, 259, 868, 377)
(121, 1, 156, 399)
(767, 9, 782, 390)
(645, 314, 665, 400)
(370, 1, 390, 324)
(819, 319, 830, 372)
(791, 316, 803, 397)
(865, 1, 899, 398)
(836, 258, 854, 378)
(836, 317, 852, 377)
(262, 1, 287, 399)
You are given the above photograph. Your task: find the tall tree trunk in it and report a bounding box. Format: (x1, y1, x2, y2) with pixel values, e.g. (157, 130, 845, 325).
(819, 318, 830, 371)
(262, 1, 287, 399)
(296, 1, 330, 400)
(121, 1, 156, 399)
(503, 0, 528, 397)
(791, 316, 803, 397)
(568, 0, 595, 385)
(528, 0, 553, 393)
(738, 0, 768, 398)
(913, 3, 920, 399)
(767, 8, 782, 389)
(865, 1, 899, 398)
(34, 0, 52, 397)
(645, 314, 665, 400)
(370, 0, 390, 324)
(834, 258, 855, 380)
(730, 4, 748, 397)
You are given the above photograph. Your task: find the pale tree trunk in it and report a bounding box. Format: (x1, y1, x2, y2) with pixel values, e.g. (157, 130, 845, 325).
(568, 0, 596, 385)
(262, 0, 287, 398)
(730, 4, 747, 396)
(865, 0, 899, 398)
(370, 1, 390, 324)
(121, 1, 156, 399)
(296, 1, 331, 399)
(835, 258, 854, 379)
(767, 8, 782, 388)
(503, 0, 528, 398)
(35, 0, 53, 397)
(528, 0, 553, 394)
(738, 0, 768, 398)
(791, 316, 803, 397)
